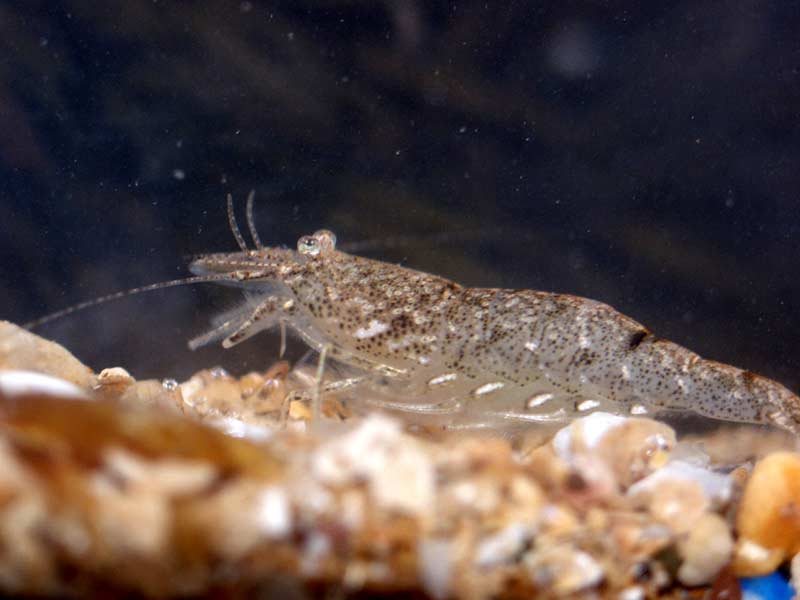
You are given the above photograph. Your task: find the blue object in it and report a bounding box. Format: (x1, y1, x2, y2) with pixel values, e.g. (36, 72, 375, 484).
(740, 573, 794, 600)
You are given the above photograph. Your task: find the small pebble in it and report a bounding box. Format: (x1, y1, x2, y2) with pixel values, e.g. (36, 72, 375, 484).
(525, 546, 604, 596)
(676, 512, 733, 586)
(97, 367, 134, 387)
(552, 413, 675, 489)
(735, 452, 800, 575)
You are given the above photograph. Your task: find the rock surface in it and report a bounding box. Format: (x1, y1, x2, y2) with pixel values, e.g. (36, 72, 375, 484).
(0, 321, 94, 389)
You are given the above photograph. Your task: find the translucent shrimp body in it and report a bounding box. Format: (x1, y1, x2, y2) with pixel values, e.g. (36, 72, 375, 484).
(189, 229, 800, 433)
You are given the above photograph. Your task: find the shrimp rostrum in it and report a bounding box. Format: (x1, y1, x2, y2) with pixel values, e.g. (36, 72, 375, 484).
(184, 202, 800, 434)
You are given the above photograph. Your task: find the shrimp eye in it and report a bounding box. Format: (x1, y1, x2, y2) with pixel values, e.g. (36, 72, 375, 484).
(298, 235, 320, 256)
(313, 229, 337, 253)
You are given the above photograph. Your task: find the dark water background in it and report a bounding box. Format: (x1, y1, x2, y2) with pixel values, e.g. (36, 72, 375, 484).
(1, 2, 799, 391)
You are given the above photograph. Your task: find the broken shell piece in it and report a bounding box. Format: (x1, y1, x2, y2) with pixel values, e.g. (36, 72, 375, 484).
(735, 452, 800, 576)
(662, 461, 732, 505)
(628, 460, 732, 505)
(627, 460, 731, 533)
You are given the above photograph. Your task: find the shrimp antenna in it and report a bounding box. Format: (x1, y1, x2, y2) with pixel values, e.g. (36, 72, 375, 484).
(245, 190, 264, 250)
(226, 193, 249, 252)
(23, 273, 239, 331)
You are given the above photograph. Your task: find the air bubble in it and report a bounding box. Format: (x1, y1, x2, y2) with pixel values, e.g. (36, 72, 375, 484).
(162, 378, 179, 391)
(210, 366, 230, 379)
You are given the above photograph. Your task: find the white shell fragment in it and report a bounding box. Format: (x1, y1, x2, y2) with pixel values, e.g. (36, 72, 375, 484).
(0, 370, 87, 400)
(627, 460, 733, 506)
(552, 412, 629, 459)
(312, 415, 435, 517)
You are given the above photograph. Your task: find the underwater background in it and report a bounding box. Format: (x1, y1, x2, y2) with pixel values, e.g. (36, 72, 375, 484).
(1, 1, 799, 390)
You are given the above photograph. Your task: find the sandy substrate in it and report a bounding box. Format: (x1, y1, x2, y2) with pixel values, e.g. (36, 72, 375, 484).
(0, 320, 798, 598)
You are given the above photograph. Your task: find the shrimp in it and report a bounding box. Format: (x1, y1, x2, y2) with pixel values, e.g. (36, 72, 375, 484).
(26, 195, 800, 433)
(181, 198, 800, 433)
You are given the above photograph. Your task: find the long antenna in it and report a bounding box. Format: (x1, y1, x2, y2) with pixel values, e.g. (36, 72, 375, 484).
(245, 190, 264, 249)
(23, 273, 239, 330)
(226, 193, 249, 252)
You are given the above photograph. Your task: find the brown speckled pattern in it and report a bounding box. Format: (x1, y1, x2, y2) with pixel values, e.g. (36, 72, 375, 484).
(189, 231, 800, 432)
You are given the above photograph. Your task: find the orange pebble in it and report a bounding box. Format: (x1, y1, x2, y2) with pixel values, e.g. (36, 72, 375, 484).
(735, 452, 800, 576)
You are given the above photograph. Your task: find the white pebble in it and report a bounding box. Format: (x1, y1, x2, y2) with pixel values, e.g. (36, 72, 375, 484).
(0, 370, 86, 399)
(255, 486, 292, 538)
(627, 460, 732, 505)
(312, 415, 434, 517)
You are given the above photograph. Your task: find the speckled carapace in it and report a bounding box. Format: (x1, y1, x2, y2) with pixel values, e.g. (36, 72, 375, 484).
(27, 195, 800, 433)
(183, 197, 800, 433)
